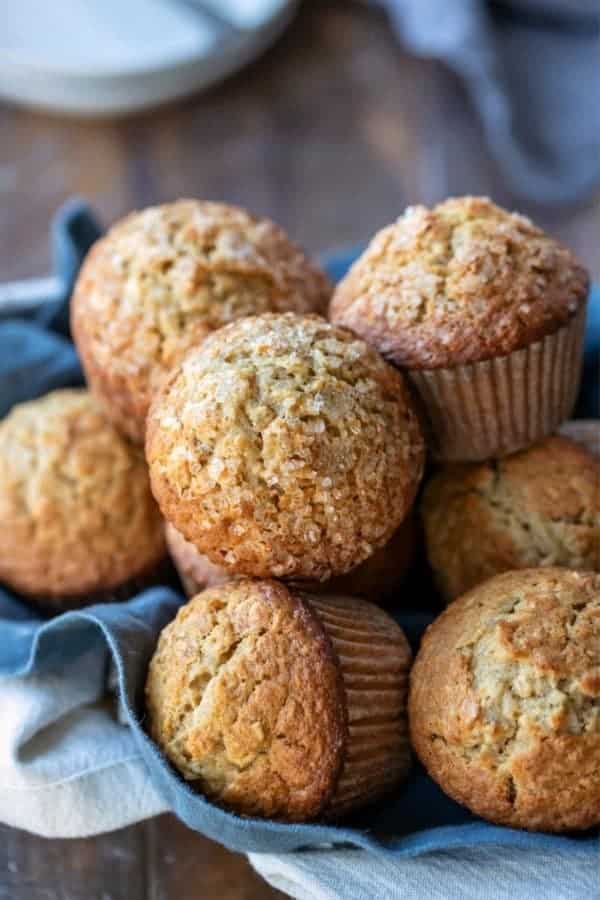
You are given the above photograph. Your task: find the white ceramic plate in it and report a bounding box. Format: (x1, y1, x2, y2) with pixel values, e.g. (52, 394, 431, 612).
(0, 0, 298, 117)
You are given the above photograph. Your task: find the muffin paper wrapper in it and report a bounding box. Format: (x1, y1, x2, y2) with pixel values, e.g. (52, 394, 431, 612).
(106, 560, 175, 602)
(165, 524, 225, 598)
(29, 558, 174, 616)
(167, 519, 418, 605)
(308, 595, 411, 818)
(406, 301, 587, 462)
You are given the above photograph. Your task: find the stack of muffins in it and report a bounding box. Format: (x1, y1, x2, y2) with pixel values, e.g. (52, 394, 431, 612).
(0, 196, 598, 831)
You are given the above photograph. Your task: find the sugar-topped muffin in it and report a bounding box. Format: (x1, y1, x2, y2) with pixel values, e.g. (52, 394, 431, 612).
(165, 515, 418, 601)
(410, 568, 600, 832)
(147, 313, 424, 582)
(330, 197, 589, 460)
(72, 201, 331, 443)
(422, 435, 599, 602)
(0, 389, 166, 611)
(331, 196, 587, 368)
(146, 579, 412, 821)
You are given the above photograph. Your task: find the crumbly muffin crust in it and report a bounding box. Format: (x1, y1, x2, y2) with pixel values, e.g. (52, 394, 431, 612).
(72, 200, 331, 443)
(410, 568, 600, 831)
(147, 313, 424, 581)
(146, 579, 347, 820)
(422, 436, 599, 602)
(166, 517, 417, 601)
(146, 579, 412, 820)
(0, 389, 166, 603)
(330, 196, 589, 369)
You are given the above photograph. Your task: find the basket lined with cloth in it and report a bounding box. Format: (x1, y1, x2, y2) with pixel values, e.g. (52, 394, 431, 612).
(0, 201, 598, 863)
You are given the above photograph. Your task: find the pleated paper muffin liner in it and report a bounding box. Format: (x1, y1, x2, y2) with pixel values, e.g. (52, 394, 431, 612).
(406, 300, 588, 462)
(307, 594, 412, 819)
(167, 518, 418, 605)
(26, 557, 174, 618)
(165, 521, 228, 598)
(559, 419, 599, 457)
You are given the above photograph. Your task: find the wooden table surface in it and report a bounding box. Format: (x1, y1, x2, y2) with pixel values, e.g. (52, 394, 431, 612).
(0, 2, 598, 898)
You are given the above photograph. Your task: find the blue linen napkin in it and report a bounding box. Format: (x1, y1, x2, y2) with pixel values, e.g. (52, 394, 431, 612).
(373, 0, 600, 205)
(250, 843, 600, 900)
(0, 202, 598, 857)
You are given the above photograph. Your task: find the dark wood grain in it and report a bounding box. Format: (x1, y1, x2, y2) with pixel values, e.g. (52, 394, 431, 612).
(0, 2, 599, 898)
(143, 815, 286, 900)
(0, 821, 147, 900)
(0, 817, 285, 900)
(1, 1, 598, 283)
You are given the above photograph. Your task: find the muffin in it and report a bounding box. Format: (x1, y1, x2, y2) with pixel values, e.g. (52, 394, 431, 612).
(421, 435, 599, 602)
(0, 389, 166, 612)
(72, 201, 331, 443)
(559, 419, 599, 457)
(165, 521, 229, 596)
(330, 196, 589, 461)
(166, 516, 418, 601)
(146, 579, 412, 821)
(410, 568, 600, 832)
(147, 313, 424, 582)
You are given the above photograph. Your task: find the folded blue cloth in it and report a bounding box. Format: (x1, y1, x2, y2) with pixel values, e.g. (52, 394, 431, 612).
(0, 202, 598, 856)
(374, 0, 600, 205)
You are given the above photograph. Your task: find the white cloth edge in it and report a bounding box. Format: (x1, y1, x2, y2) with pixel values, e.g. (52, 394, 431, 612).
(0, 757, 168, 838)
(249, 846, 600, 900)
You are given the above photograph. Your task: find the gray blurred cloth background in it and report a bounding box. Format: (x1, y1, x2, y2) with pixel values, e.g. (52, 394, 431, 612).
(373, 0, 600, 204)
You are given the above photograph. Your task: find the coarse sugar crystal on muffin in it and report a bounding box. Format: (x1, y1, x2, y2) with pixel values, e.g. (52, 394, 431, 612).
(166, 515, 418, 601)
(72, 200, 332, 443)
(409, 568, 600, 832)
(331, 196, 587, 369)
(0, 389, 166, 612)
(146, 579, 412, 821)
(147, 313, 425, 582)
(421, 435, 599, 603)
(330, 196, 589, 461)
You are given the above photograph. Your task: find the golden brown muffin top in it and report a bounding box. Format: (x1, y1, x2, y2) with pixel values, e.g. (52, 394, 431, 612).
(72, 200, 331, 443)
(0, 389, 166, 602)
(330, 196, 589, 368)
(145, 579, 346, 820)
(410, 568, 600, 831)
(147, 313, 424, 582)
(422, 435, 600, 602)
